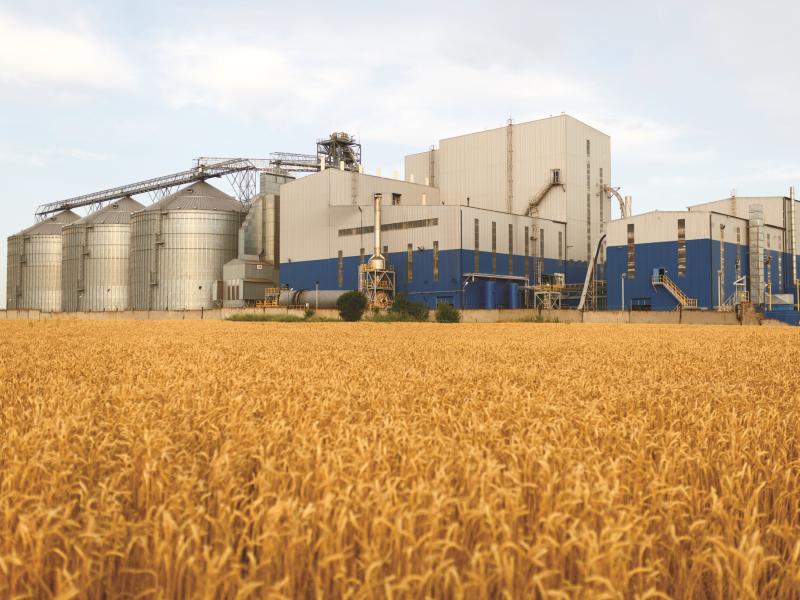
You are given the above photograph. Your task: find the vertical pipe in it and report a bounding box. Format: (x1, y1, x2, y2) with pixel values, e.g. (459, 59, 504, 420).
(791, 186, 797, 286)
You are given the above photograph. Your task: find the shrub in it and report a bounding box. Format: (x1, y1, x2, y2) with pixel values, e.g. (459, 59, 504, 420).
(389, 293, 430, 322)
(304, 307, 316, 319)
(336, 291, 368, 322)
(435, 302, 461, 323)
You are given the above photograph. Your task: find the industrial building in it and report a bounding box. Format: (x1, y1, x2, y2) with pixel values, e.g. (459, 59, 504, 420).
(5, 117, 799, 324)
(605, 193, 800, 323)
(280, 115, 612, 308)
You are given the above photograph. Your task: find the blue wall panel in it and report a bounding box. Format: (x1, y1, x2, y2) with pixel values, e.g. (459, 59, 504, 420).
(281, 249, 589, 309)
(607, 239, 753, 310)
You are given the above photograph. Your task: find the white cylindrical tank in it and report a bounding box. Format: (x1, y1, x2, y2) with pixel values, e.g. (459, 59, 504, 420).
(6, 210, 79, 311)
(61, 196, 144, 312)
(129, 181, 244, 310)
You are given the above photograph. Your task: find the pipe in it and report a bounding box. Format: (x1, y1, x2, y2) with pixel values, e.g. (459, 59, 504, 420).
(791, 186, 797, 286)
(278, 289, 347, 309)
(369, 193, 385, 270)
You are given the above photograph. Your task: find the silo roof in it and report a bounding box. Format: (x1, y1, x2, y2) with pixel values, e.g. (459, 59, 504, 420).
(72, 196, 145, 226)
(142, 181, 244, 212)
(14, 210, 80, 236)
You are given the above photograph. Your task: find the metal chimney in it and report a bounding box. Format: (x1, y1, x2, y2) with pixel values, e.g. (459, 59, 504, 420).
(369, 193, 386, 270)
(791, 186, 797, 286)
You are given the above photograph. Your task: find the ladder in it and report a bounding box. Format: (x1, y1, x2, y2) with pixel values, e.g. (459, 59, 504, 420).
(652, 272, 698, 308)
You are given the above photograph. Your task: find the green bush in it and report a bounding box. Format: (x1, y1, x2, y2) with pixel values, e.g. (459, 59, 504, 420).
(226, 313, 306, 322)
(435, 302, 461, 323)
(336, 291, 368, 322)
(388, 293, 430, 322)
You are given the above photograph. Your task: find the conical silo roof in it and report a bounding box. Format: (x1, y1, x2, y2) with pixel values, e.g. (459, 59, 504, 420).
(142, 181, 244, 213)
(14, 210, 80, 236)
(72, 196, 145, 226)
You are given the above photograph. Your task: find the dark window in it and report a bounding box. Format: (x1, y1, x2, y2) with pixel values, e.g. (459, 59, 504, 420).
(627, 224, 635, 278)
(407, 244, 413, 282)
(474, 218, 480, 272)
(337, 251, 343, 288)
(491, 221, 497, 274)
(433, 241, 439, 281)
(677, 219, 686, 276)
(524, 226, 529, 278)
(508, 224, 514, 274)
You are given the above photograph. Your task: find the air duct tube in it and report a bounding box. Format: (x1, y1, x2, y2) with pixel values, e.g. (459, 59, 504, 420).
(278, 289, 349, 309)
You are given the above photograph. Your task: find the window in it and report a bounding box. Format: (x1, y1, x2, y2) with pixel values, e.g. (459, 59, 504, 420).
(383, 245, 388, 257)
(491, 221, 497, 274)
(558, 231, 563, 260)
(586, 139, 591, 156)
(524, 226, 529, 278)
(677, 219, 686, 276)
(599, 167, 604, 233)
(627, 224, 635, 277)
(474, 218, 480, 272)
(539, 228, 545, 278)
(736, 227, 742, 278)
(360, 247, 365, 264)
(433, 241, 439, 281)
(392, 193, 401, 206)
(407, 244, 413, 282)
(719, 224, 725, 286)
(338, 251, 343, 288)
(508, 224, 514, 274)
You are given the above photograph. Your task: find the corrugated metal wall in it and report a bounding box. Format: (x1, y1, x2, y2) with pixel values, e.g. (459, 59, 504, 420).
(404, 149, 439, 187)
(280, 170, 442, 263)
(419, 114, 610, 267)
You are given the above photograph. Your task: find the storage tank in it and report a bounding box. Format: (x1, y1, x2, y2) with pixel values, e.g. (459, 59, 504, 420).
(62, 196, 144, 312)
(129, 181, 244, 310)
(6, 210, 80, 311)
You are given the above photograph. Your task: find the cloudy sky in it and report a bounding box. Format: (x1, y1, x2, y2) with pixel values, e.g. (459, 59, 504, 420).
(2, 0, 799, 308)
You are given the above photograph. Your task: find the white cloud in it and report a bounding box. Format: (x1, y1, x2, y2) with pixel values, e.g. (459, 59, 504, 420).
(157, 33, 596, 146)
(0, 146, 110, 168)
(0, 10, 136, 91)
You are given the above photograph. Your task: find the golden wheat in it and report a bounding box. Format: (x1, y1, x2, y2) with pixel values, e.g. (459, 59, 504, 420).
(0, 321, 799, 599)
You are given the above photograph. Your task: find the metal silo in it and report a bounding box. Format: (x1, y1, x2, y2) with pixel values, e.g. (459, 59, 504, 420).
(61, 196, 144, 312)
(129, 181, 244, 310)
(6, 210, 80, 311)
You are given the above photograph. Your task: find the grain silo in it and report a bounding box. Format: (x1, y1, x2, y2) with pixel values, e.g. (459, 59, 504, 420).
(61, 196, 144, 312)
(129, 181, 244, 310)
(6, 210, 80, 311)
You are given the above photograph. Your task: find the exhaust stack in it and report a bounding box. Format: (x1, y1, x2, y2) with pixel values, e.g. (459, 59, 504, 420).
(369, 193, 385, 270)
(791, 186, 797, 286)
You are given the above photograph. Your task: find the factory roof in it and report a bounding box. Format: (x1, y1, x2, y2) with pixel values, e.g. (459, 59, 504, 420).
(13, 210, 80, 236)
(71, 196, 145, 226)
(142, 181, 243, 212)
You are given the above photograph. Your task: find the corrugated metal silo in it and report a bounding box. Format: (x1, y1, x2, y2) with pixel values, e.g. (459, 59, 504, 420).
(6, 210, 80, 311)
(129, 181, 244, 310)
(61, 196, 144, 312)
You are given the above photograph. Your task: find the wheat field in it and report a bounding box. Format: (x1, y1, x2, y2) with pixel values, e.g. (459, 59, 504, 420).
(0, 320, 799, 599)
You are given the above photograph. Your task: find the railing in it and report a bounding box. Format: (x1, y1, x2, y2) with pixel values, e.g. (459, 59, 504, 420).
(652, 273, 698, 308)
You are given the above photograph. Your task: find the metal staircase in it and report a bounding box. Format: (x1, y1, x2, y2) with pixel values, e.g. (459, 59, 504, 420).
(651, 271, 698, 309)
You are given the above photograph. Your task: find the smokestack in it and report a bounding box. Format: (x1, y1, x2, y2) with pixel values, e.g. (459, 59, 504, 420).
(369, 193, 385, 270)
(791, 186, 797, 286)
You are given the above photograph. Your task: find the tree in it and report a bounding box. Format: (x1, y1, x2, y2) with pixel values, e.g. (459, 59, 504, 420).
(435, 302, 461, 323)
(336, 291, 368, 322)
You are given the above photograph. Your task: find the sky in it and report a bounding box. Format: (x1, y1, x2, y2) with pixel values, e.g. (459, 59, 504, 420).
(2, 0, 799, 308)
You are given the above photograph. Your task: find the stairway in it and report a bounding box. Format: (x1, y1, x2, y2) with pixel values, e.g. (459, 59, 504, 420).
(651, 272, 698, 309)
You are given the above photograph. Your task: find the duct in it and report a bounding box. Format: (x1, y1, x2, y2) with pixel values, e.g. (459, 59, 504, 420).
(368, 193, 385, 270)
(278, 289, 348, 309)
(791, 186, 797, 286)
